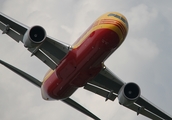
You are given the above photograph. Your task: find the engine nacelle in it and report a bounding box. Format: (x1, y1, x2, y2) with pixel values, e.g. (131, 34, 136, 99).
(118, 82, 141, 106)
(23, 26, 46, 48)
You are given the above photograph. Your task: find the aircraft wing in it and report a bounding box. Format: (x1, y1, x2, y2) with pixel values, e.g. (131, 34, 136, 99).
(0, 60, 100, 120)
(0, 12, 101, 120)
(84, 66, 172, 120)
(0, 12, 70, 70)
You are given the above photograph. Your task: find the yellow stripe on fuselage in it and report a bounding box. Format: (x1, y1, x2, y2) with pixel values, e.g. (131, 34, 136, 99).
(43, 69, 55, 83)
(72, 12, 128, 49)
(42, 12, 128, 86)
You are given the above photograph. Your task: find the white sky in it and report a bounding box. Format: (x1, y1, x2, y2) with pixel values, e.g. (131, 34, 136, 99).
(0, 0, 172, 120)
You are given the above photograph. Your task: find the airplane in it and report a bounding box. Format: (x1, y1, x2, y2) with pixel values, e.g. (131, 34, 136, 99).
(0, 11, 172, 120)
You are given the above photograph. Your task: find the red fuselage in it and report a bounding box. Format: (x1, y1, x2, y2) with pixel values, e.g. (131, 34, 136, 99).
(41, 12, 128, 100)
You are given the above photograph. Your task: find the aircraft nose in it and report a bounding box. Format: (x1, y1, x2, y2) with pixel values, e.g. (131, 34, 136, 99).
(115, 20, 128, 40)
(41, 84, 53, 100)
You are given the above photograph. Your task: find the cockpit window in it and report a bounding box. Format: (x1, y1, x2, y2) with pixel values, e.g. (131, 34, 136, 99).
(108, 13, 128, 28)
(115, 14, 121, 19)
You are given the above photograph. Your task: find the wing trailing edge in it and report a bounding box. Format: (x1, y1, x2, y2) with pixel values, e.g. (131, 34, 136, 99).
(0, 59, 100, 120)
(85, 66, 172, 120)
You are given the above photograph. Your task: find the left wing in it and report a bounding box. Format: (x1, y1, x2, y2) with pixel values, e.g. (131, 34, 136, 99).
(0, 60, 100, 120)
(0, 12, 70, 69)
(84, 66, 172, 120)
(0, 12, 100, 120)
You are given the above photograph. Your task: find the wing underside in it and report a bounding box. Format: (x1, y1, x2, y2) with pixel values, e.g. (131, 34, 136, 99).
(0, 12, 70, 69)
(0, 12, 101, 120)
(85, 66, 172, 120)
(1, 12, 172, 120)
(0, 60, 100, 120)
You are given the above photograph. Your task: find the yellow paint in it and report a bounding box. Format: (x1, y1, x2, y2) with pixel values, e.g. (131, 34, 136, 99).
(72, 12, 128, 48)
(42, 69, 55, 83)
(42, 12, 128, 84)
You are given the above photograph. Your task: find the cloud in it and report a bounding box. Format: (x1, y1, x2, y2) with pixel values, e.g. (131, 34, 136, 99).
(126, 4, 158, 31)
(128, 38, 159, 61)
(0, 0, 172, 120)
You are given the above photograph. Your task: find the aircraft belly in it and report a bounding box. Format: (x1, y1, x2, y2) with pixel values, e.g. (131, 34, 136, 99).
(71, 29, 120, 86)
(41, 71, 62, 100)
(41, 69, 77, 100)
(42, 28, 120, 100)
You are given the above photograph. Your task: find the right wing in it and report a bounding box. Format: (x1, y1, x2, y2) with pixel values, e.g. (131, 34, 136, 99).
(84, 66, 172, 120)
(0, 12, 70, 69)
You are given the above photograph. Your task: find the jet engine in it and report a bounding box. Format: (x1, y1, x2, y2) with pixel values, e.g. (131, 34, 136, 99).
(23, 26, 46, 48)
(118, 82, 140, 106)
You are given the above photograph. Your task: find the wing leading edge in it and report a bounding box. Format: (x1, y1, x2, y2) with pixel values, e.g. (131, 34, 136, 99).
(0, 60, 100, 120)
(1, 12, 172, 120)
(85, 66, 172, 120)
(0, 12, 101, 119)
(0, 12, 70, 69)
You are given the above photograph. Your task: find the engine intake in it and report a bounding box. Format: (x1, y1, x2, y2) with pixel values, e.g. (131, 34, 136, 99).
(118, 82, 140, 106)
(23, 26, 46, 48)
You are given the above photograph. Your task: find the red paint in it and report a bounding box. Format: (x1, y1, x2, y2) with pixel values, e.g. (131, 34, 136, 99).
(42, 28, 120, 100)
(41, 11, 130, 100)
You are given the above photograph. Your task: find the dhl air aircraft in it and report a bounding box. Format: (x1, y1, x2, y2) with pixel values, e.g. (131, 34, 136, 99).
(0, 12, 172, 120)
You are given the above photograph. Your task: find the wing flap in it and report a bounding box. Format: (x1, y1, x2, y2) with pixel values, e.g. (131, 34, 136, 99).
(125, 103, 163, 120)
(0, 12, 27, 34)
(28, 37, 70, 69)
(40, 37, 70, 64)
(136, 96, 172, 120)
(86, 66, 172, 119)
(88, 66, 124, 94)
(84, 83, 117, 101)
(0, 12, 70, 69)
(28, 48, 57, 69)
(0, 21, 22, 42)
